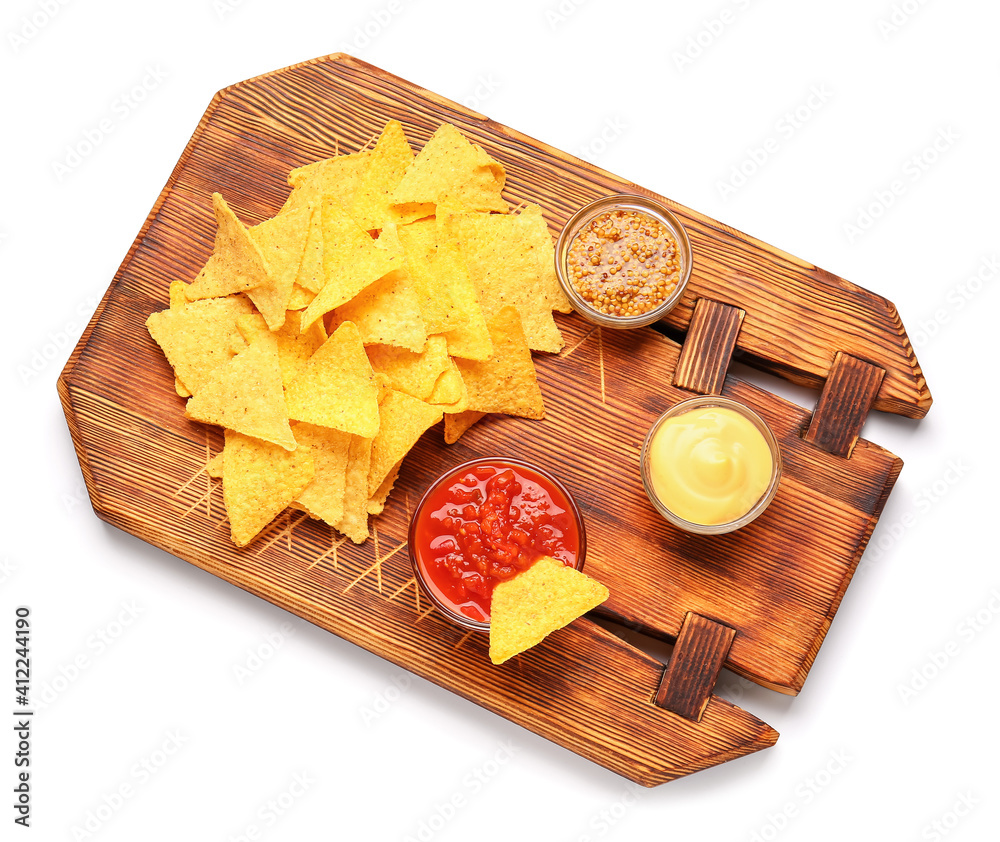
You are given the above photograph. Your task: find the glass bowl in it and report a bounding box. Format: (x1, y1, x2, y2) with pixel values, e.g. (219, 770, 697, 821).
(555, 193, 693, 329)
(409, 457, 586, 632)
(640, 396, 782, 535)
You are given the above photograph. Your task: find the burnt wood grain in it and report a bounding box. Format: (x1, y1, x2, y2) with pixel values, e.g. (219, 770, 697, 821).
(655, 613, 737, 722)
(672, 299, 745, 395)
(58, 53, 930, 784)
(805, 352, 887, 458)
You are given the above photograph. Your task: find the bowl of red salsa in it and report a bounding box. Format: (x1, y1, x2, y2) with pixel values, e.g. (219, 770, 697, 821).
(409, 458, 586, 631)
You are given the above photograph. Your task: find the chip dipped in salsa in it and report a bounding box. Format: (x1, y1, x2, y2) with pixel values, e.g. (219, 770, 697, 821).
(410, 458, 585, 627)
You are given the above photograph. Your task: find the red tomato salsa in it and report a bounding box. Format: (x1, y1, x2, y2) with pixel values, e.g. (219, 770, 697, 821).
(411, 459, 583, 624)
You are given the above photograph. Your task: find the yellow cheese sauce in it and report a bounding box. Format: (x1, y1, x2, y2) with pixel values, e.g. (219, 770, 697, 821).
(647, 405, 775, 526)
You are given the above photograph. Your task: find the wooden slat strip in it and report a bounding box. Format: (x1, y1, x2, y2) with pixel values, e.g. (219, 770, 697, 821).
(804, 352, 886, 458)
(672, 299, 745, 395)
(654, 613, 736, 722)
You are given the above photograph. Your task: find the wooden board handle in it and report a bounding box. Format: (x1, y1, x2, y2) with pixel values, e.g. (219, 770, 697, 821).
(672, 299, 746, 395)
(804, 352, 886, 458)
(654, 612, 736, 722)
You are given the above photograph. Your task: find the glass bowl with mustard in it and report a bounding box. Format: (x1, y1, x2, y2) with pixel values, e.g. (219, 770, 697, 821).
(640, 396, 782, 535)
(555, 193, 692, 329)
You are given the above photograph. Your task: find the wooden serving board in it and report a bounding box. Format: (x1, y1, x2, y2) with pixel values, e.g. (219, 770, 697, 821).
(58, 54, 931, 786)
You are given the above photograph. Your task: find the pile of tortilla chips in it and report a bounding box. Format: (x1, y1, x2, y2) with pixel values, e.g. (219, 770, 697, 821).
(146, 120, 572, 548)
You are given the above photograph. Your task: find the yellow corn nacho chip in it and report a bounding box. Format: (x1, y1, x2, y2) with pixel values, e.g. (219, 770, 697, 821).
(368, 390, 443, 496)
(334, 435, 373, 544)
(246, 204, 311, 329)
(169, 281, 190, 310)
(390, 123, 507, 220)
(237, 310, 325, 389)
(427, 358, 469, 411)
(186, 193, 272, 301)
(366, 459, 402, 515)
(444, 411, 486, 444)
(291, 422, 352, 527)
(291, 204, 323, 294)
(365, 335, 450, 401)
(454, 306, 545, 418)
(298, 200, 402, 330)
(331, 268, 427, 353)
(395, 217, 491, 360)
(282, 151, 372, 216)
(350, 120, 414, 231)
(222, 429, 315, 547)
(452, 204, 566, 353)
(284, 321, 380, 438)
(145, 295, 254, 395)
(184, 330, 297, 451)
(489, 557, 609, 665)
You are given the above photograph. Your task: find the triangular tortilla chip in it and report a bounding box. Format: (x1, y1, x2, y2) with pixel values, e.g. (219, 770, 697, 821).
(452, 204, 566, 352)
(298, 200, 402, 329)
(282, 151, 372, 216)
(284, 321, 380, 437)
(184, 331, 297, 450)
(396, 218, 491, 360)
(489, 557, 609, 665)
(367, 459, 402, 515)
(222, 429, 314, 547)
(145, 295, 254, 395)
(367, 390, 443, 496)
(291, 422, 352, 526)
(334, 435, 373, 544)
(331, 268, 427, 353)
(427, 359, 468, 411)
(236, 310, 326, 389)
(454, 306, 545, 419)
(291, 204, 324, 295)
(390, 123, 507, 221)
(444, 411, 485, 444)
(186, 193, 272, 300)
(350, 120, 415, 231)
(245, 205, 311, 329)
(365, 335, 451, 401)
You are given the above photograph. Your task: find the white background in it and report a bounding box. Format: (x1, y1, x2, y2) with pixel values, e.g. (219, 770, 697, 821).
(2, 0, 997, 840)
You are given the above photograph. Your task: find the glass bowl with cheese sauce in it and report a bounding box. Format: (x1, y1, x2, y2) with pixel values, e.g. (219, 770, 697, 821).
(640, 396, 782, 535)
